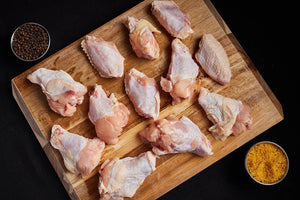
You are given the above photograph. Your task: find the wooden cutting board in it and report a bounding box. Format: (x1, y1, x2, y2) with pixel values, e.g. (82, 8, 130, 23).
(11, 0, 283, 199)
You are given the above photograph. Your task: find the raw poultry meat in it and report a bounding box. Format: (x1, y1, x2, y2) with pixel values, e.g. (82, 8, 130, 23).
(151, 0, 193, 39)
(125, 16, 160, 60)
(27, 68, 87, 117)
(139, 115, 213, 157)
(98, 151, 156, 200)
(81, 35, 124, 78)
(198, 87, 252, 141)
(88, 84, 130, 145)
(50, 125, 105, 178)
(160, 39, 199, 105)
(124, 68, 160, 119)
(195, 34, 231, 85)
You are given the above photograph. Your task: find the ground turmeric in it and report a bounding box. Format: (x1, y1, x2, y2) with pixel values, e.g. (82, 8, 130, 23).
(246, 142, 288, 184)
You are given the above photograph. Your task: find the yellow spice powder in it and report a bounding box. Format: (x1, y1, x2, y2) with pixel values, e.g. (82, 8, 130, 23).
(246, 143, 288, 184)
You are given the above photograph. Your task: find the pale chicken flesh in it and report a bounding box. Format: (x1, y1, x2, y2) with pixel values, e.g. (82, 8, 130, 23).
(81, 35, 124, 78)
(139, 115, 213, 157)
(125, 16, 160, 60)
(88, 85, 130, 145)
(98, 151, 156, 200)
(124, 68, 160, 119)
(160, 39, 199, 104)
(195, 34, 231, 85)
(151, 0, 193, 39)
(50, 125, 105, 178)
(27, 68, 87, 117)
(198, 87, 252, 141)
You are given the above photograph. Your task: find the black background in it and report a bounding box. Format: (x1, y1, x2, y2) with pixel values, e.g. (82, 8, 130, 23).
(0, 0, 297, 199)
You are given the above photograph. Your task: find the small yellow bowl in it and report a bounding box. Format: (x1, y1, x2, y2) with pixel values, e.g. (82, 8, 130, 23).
(245, 141, 289, 185)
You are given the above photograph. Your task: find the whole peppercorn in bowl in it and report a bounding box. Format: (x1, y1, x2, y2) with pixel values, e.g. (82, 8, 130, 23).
(10, 22, 50, 61)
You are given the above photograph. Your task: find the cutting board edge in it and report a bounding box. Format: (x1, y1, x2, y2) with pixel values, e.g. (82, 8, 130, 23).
(11, 79, 47, 146)
(204, 0, 283, 118)
(11, 79, 81, 200)
(203, 0, 232, 34)
(227, 33, 284, 118)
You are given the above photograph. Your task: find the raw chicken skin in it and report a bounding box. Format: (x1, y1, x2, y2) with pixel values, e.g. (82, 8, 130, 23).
(98, 151, 156, 200)
(50, 125, 105, 178)
(125, 16, 160, 60)
(139, 115, 213, 157)
(124, 68, 160, 119)
(195, 34, 231, 85)
(27, 68, 87, 117)
(160, 39, 199, 104)
(88, 85, 130, 145)
(151, 0, 193, 39)
(81, 35, 124, 78)
(198, 87, 252, 141)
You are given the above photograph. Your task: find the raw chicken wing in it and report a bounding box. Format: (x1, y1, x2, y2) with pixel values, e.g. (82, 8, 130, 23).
(151, 0, 193, 39)
(124, 68, 160, 119)
(27, 68, 87, 117)
(89, 85, 130, 145)
(50, 125, 105, 178)
(139, 115, 213, 157)
(195, 34, 231, 85)
(198, 87, 252, 141)
(98, 151, 156, 200)
(160, 39, 199, 104)
(125, 16, 160, 60)
(81, 35, 124, 78)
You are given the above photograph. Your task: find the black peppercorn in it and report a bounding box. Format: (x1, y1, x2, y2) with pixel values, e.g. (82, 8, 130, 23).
(11, 23, 49, 61)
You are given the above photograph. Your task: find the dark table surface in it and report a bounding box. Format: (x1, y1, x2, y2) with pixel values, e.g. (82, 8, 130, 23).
(0, 0, 297, 199)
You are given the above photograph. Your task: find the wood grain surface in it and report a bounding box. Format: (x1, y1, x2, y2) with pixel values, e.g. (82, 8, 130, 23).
(11, 0, 283, 199)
